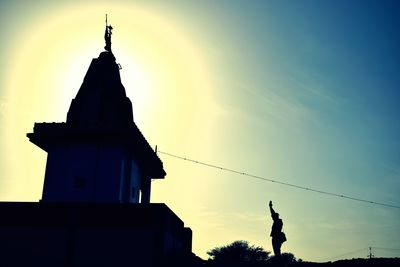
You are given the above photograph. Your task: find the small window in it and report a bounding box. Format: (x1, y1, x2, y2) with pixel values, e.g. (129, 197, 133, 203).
(131, 187, 136, 199)
(74, 176, 86, 189)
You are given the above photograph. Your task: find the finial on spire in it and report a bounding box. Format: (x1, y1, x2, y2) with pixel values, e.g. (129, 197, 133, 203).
(104, 14, 113, 52)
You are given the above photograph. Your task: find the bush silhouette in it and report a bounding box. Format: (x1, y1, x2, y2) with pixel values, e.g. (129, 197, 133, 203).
(281, 252, 299, 264)
(207, 240, 271, 265)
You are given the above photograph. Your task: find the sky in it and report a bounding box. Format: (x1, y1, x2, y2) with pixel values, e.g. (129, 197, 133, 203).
(1, 0, 400, 262)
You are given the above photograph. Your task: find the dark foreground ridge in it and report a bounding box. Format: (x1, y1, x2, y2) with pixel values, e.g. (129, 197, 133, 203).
(199, 257, 400, 267)
(293, 258, 400, 267)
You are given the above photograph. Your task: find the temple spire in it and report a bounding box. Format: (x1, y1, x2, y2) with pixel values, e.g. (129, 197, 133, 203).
(104, 14, 113, 52)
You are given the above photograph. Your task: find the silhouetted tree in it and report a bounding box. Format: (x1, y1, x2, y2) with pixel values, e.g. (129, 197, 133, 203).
(281, 252, 298, 264)
(207, 240, 270, 266)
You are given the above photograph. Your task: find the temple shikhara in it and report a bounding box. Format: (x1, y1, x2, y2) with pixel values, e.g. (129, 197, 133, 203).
(28, 19, 164, 204)
(0, 18, 194, 267)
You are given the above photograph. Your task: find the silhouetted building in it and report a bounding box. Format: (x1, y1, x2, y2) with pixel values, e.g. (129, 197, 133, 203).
(27, 47, 164, 204)
(0, 21, 193, 267)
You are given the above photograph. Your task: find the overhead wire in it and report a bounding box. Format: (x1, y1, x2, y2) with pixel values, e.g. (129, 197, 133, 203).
(373, 247, 400, 251)
(157, 150, 400, 209)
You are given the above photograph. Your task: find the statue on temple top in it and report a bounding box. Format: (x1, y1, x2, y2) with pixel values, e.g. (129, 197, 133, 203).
(104, 14, 113, 52)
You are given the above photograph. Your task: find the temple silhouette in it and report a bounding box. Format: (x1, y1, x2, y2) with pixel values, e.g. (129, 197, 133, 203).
(0, 19, 193, 267)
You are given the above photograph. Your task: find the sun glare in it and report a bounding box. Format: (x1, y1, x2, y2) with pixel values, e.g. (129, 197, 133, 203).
(3, 2, 215, 200)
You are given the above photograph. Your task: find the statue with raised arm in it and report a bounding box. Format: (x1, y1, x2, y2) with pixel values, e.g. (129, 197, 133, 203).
(104, 14, 113, 52)
(269, 200, 286, 258)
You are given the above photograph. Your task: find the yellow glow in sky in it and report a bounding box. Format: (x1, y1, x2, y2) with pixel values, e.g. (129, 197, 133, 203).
(2, 1, 224, 258)
(4, 2, 211, 192)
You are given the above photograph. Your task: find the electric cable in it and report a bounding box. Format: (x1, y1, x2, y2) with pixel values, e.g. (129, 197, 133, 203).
(157, 150, 400, 209)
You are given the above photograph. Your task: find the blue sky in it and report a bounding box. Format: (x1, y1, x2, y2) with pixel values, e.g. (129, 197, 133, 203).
(0, 0, 399, 261)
